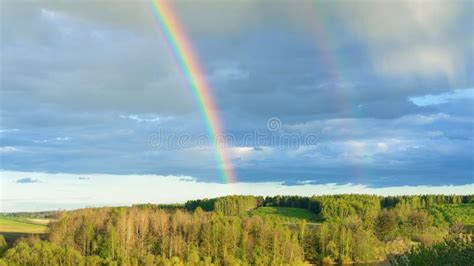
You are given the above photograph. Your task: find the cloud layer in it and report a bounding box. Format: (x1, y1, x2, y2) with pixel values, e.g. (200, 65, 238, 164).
(1, 0, 473, 191)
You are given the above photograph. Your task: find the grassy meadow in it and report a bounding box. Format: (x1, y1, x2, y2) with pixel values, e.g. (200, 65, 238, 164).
(0, 216, 50, 245)
(0, 216, 48, 234)
(248, 206, 316, 223)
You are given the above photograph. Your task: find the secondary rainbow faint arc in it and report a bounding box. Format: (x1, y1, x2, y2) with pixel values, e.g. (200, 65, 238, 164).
(310, 2, 364, 182)
(149, 0, 236, 183)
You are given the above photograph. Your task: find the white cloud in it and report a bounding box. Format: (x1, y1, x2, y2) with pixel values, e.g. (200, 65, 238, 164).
(0, 129, 19, 133)
(375, 46, 456, 79)
(40, 8, 57, 20)
(296, 180, 319, 185)
(211, 66, 249, 82)
(120, 114, 170, 123)
(408, 113, 451, 125)
(410, 88, 474, 106)
(230, 146, 275, 165)
(334, 0, 470, 81)
(0, 146, 19, 153)
(229, 146, 254, 157)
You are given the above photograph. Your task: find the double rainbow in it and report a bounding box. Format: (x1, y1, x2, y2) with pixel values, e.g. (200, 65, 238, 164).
(149, 0, 236, 183)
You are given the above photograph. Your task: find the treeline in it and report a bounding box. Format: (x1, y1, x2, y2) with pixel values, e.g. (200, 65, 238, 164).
(185, 194, 471, 221)
(180, 194, 474, 264)
(2, 207, 304, 265)
(0, 211, 59, 219)
(132, 203, 185, 211)
(1, 194, 472, 265)
(185, 196, 261, 216)
(381, 195, 473, 208)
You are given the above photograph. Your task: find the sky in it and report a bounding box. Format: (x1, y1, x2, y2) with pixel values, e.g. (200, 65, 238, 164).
(1, 0, 473, 211)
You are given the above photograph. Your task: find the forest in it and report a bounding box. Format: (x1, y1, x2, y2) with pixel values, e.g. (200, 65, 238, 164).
(0, 194, 473, 265)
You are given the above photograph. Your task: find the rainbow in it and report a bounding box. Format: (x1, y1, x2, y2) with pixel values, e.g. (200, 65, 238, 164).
(310, 2, 364, 182)
(149, 0, 236, 183)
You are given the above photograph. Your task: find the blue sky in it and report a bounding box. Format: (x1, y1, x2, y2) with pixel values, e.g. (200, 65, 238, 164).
(1, 0, 473, 210)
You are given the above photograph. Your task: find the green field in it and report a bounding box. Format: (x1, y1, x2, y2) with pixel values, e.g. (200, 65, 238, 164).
(0, 216, 49, 234)
(248, 207, 316, 223)
(0, 216, 50, 245)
